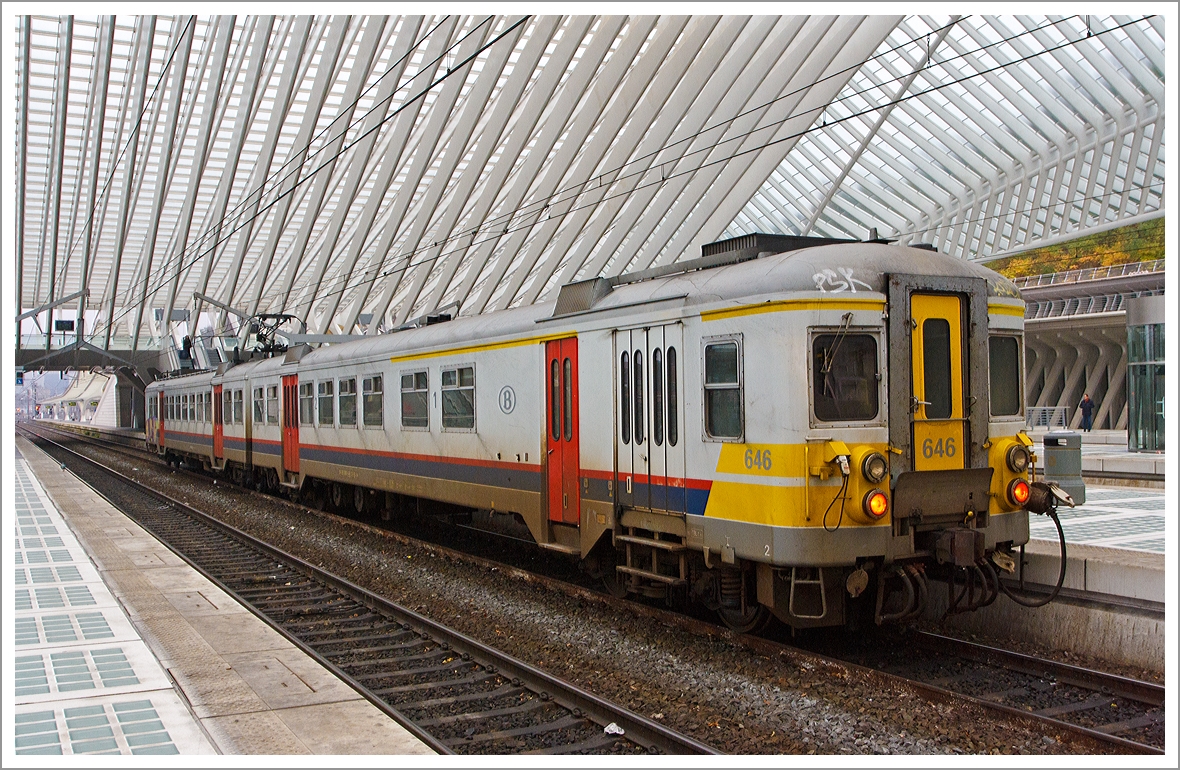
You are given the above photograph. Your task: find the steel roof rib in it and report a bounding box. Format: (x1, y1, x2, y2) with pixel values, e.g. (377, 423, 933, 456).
(100, 16, 154, 350)
(13, 14, 1165, 355)
(329, 16, 486, 333)
(276, 17, 387, 318)
(129, 17, 194, 351)
(509, 15, 684, 311)
(394, 16, 558, 333)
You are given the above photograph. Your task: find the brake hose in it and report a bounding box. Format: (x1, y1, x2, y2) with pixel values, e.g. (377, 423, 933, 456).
(997, 505, 1067, 608)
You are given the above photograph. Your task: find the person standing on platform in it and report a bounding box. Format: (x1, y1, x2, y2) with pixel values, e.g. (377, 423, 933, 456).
(1080, 393, 1095, 432)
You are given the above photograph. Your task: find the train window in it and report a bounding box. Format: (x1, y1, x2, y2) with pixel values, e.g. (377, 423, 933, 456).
(620, 352, 630, 445)
(316, 381, 333, 426)
(363, 376, 383, 427)
(233, 389, 243, 424)
(667, 347, 678, 447)
(813, 333, 879, 422)
(401, 372, 427, 429)
(652, 348, 664, 447)
(633, 351, 645, 444)
(563, 358, 573, 442)
(223, 389, 232, 425)
(339, 378, 357, 426)
(299, 383, 315, 425)
(923, 319, 953, 419)
(266, 386, 279, 425)
(704, 340, 742, 439)
(550, 360, 560, 441)
(989, 336, 1022, 416)
(183, 394, 190, 421)
(253, 387, 264, 423)
(442, 366, 475, 431)
(199, 392, 207, 423)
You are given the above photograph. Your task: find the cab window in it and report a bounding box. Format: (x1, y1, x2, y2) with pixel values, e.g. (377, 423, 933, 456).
(813, 333, 879, 422)
(989, 335, 1022, 416)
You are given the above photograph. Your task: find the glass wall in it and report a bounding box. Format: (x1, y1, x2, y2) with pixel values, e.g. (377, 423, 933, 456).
(1127, 322, 1164, 452)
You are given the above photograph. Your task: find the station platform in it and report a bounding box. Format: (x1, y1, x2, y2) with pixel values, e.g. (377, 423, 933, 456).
(12, 436, 434, 757)
(1027, 428, 1166, 480)
(940, 480, 1168, 672)
(27, 418, 146, 451)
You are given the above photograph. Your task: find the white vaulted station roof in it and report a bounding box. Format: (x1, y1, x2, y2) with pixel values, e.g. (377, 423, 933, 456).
(11, 12, 1167, 356)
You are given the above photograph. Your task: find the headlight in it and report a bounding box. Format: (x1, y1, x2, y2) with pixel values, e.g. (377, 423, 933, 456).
(1007, 478, 1031, 507)
(861, 452, 888, 483)
(863, 490, 889, 519)
(1006, 444, 1031, 473)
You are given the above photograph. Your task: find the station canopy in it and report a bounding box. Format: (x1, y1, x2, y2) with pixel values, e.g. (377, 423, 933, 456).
(13, 13, 1166, 349)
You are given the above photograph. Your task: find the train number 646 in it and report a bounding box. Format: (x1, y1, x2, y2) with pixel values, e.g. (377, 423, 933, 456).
(921, 436, 956, 458)
(744, 448, 772, 471)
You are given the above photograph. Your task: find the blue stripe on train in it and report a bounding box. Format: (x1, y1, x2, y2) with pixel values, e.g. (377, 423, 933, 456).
(301, 445, 544, 493)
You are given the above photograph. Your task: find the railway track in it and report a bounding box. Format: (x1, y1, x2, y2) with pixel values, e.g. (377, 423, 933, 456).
(896, 631, 1164, 751)
(26, 424, 1163, 754)
(21, 426, 718, 756)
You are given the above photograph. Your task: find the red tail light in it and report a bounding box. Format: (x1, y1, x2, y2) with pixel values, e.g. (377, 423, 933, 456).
(1007, 479, 1031, 507)
(863, 490, 889, 519)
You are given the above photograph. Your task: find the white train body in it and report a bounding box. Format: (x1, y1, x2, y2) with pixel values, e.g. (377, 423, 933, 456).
(146, 237, 1034, 630)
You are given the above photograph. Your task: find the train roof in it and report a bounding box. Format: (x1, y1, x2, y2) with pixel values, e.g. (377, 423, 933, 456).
(198, 241, 1021, 377)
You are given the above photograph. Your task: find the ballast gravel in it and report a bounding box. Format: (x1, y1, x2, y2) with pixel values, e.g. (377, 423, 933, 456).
(74, 444, 1122, 756)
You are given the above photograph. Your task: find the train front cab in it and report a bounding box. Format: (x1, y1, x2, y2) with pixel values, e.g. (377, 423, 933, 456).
(884, 274, 1029, 558)
(738, 274, 1031, 631)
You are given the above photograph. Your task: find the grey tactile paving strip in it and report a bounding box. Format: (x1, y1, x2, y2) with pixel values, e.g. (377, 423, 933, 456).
(12, 459, 214, 755)
(1029, 487, 1165, 553)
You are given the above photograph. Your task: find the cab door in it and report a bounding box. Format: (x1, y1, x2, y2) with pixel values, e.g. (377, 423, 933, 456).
(890, 276, 990, 472)
(909, 294, 966, 471)
(545, 338, 580, 524)
(281, 374, 300, 474)
(212, 384, 224, 460)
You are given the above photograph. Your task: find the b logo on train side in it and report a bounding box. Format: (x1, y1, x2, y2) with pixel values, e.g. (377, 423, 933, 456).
(498, 386, 516, 414)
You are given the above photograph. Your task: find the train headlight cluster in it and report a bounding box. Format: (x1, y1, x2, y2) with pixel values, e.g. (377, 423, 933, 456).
(862, 490, 889, 519)
(1007, 478, 1031, 507)
(861, 452, 888, 483)
(1006, 444, 1031, 473)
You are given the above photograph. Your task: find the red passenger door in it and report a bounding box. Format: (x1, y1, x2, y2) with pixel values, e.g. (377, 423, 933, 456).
(281, 374, 300, 474)
(212, 385, 224, 459)
(157, 392, 166, 450)
(545, 338, 580, 525)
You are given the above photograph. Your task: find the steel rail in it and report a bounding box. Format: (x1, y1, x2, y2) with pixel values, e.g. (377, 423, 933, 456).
(21, 426, 720, 756)
(28, 423, 1162, 754)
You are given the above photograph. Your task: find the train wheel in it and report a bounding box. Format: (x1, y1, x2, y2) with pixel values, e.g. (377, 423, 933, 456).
(266, 469, 281, 493)
(330, 483, 345, 511)
(602, 569, 630, 599)
(717, 604, 772, 634)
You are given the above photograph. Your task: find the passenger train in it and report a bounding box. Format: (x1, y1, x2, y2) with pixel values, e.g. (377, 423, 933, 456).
(146, 234, 1050, 632)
